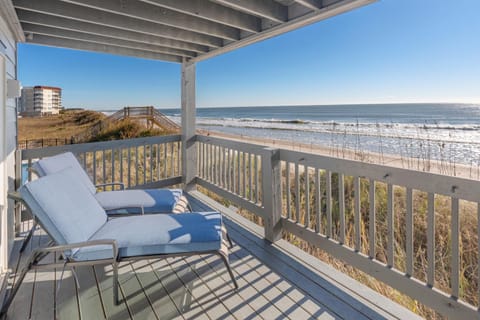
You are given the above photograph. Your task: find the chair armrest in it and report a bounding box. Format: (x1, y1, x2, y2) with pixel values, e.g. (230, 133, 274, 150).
(37, 239, 119, 261)
(7, 191, 22, 202)
(96, 182, 125, 190)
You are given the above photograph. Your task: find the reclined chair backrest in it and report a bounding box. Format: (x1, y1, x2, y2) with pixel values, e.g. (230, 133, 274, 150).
(32, 152, 96, 195)
(19, 168, 107, 250)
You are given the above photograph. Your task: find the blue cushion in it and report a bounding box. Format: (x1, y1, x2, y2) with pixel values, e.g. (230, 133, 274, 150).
(33, 152, 96, 195)
(95, 189, 183, 214)
(73, 212, 222, 261)
(19, 168, 107, 249)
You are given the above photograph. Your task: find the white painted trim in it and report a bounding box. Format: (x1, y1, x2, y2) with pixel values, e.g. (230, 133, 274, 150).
(181, 60, 197, 190)
(0, 1, 24, 42)
(0, 54, 8, 272)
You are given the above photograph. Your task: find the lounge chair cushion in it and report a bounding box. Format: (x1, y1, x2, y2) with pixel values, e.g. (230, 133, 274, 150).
(95, 189, 183, 214)
(32, 152, 96, 195)
(19, 168, 107, 247)
(74, 212, 222, 261)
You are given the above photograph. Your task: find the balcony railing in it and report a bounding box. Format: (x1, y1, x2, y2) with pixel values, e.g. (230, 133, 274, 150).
(17, 134, 480, 319)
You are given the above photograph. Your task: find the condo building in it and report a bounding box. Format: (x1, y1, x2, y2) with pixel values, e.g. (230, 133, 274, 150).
(19, 85, 62, 116)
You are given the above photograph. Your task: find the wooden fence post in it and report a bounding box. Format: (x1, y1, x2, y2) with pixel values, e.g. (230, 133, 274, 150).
(262, 147, 282, 242)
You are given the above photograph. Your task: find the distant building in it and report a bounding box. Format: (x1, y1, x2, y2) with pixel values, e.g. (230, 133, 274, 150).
(19, 86, 62, 116)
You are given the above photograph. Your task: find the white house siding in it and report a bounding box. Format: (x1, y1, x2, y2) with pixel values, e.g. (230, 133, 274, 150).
(0, 5, 19, 273)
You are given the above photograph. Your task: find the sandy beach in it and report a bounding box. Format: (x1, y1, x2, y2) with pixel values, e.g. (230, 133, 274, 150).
(200, 129, 479, 181)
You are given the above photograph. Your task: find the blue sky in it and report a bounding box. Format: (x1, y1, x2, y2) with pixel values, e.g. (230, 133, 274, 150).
(18, 0, 480, 110)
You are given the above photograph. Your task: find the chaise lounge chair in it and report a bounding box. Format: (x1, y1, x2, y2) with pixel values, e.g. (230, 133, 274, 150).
(0, 167, 237, 317)
(27, 152, 234, 252)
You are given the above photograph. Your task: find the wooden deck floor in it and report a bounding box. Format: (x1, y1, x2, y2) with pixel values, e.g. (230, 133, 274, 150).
(2, 192, 421, 320)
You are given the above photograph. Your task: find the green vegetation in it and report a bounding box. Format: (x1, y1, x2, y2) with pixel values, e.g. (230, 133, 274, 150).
(89, 119, 176, 142)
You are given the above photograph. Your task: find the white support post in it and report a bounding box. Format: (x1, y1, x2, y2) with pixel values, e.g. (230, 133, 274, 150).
(181, 60, 197, 191)
(262, 147, 282, 242)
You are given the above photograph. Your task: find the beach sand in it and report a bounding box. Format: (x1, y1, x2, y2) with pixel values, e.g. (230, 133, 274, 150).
(200, 129, 479, 181)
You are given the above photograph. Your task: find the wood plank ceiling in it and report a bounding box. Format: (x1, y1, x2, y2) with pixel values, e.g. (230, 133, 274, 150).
(12, 0, 375, 63)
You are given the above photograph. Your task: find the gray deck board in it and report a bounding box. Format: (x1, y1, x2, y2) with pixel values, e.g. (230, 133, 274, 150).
(1, 192, 420, 320)
(56, 267, 81, 320)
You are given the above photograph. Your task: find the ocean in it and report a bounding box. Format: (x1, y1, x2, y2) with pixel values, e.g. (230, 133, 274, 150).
(157, 103, 480, 165)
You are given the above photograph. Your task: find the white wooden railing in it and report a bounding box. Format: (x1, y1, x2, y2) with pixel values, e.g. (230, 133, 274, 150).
(15, 133, 480, 318)
(195, 134, 480, 319)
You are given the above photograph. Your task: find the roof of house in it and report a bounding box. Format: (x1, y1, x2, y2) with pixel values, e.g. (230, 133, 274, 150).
(9, 0, 376, 63)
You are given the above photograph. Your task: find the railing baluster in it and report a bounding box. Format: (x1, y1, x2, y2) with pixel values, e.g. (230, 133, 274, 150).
(170, 142, 174, 177)
(120, 148, 124, 185)
(326, 170, 332, 238)
(213, 145, 217, 184)
(202, 143, 206, 180)
(243, 152, 247, 198)
(315, 168, 320, 233)
(127, 148, 131, 188)
(210, 144, 214, 182)
(157, 144, 161, 181)
(163, 143, 167, 179)
(135, 146, 139, 186)
(236, 150, 240, 194)
(93, 151, 97, 186)
(111, 149, 115, 188)
(369, 179, 376, 259)
(286, 162, 291, 220)
(102, 150, 106, 190)
(176, 141, 180, 176)
(216, 146, 220, 186)
(248, 153, 252, 201)
(451, 197, 460, 298)
(227, 148, 231, 190)
(255, 155, 259, 204)
(427, 192, 435, 286)
(406, 187, 413, 276)
(27, 159, 32, 182)
(231, 149, 235, 192)
(143, 145, 147, 183)
(295, 163, 300, 224)
(339, 173, 345, 244)
(354, 176, 360, 251)
(149, 144, 153, 182)
(220, 146, 224, 187)
(387, 184, 394, 267)
(207, 143, 210, 181)
(82, 152, 87, 170)
(305, 166, 310, 228)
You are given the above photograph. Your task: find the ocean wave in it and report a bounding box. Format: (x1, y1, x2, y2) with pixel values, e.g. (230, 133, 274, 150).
(195, 116, 480, 131)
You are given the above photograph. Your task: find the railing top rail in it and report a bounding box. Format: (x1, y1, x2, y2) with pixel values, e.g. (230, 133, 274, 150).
(196, 134, 268, 155)
(21, 134, 181, 159)
(280, 148, 480, 202)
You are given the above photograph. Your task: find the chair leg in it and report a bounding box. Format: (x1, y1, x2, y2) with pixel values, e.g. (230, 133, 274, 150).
(225, 232, 234, 249)
(112, 261, 119, 305)
(217, 249, 238, 290)
(221, 224, 234, 249)
(0, 252, 40, 317)
(20, 221, 37, 253)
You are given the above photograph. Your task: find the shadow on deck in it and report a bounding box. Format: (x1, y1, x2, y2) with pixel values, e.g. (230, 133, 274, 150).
(2, 192, 420, 320)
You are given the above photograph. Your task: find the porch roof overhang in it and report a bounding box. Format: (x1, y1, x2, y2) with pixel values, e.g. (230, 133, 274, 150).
(10, 0, 376, 63)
